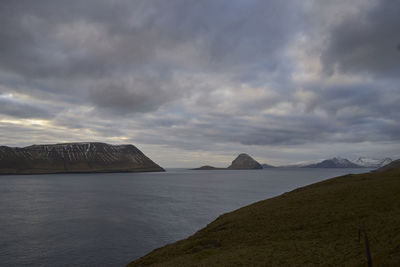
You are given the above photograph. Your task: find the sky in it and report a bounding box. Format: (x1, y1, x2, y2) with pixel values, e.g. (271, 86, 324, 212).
(0, 0, 399, 167)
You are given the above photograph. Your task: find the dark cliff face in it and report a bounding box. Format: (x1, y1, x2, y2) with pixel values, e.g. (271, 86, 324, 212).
(227, 153, 262, 170)
(0, 142, 165, 174)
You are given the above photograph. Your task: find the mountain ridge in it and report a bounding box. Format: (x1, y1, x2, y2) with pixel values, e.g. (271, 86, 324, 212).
(376, 158, 400, 172)
(0, 142, 164, 174)
(302, 157, 362, 168)
(352, 157, 392, 168)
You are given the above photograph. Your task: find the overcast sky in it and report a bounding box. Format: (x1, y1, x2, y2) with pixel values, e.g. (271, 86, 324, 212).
(0, 0, 399, 167)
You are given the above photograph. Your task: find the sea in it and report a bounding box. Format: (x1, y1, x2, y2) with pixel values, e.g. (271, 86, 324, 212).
(0, 168, 370, 267)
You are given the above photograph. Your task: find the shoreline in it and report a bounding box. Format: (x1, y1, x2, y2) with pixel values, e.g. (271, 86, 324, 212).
(127, 167, 400, 266)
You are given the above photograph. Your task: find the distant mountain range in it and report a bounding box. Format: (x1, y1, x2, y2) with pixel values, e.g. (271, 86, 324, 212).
(193, 155, 393, 170)
(352, 157, 392, 168)
(0, 142, 164, 174)
(302, 157, 361, 168)
(0, 142, 393, 173)
(301, 157, 392, 168)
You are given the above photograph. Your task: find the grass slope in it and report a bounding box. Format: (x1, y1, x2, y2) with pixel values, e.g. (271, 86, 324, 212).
(127, 168, 400, 266)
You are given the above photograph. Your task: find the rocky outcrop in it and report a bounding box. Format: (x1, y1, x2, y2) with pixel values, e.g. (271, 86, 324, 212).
(227, 153, 262, 170)
(0, 142, 165, 174)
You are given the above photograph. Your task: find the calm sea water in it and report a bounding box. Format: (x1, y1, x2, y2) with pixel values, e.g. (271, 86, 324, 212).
(0, 168, 370, 267)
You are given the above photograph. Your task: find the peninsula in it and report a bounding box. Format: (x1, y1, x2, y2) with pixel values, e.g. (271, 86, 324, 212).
(0, 142, 164, 174)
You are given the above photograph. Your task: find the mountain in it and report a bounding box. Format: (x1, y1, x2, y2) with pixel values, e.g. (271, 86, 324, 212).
(0, 142, 164, 174)
(376, 158, 400, 172)
(302, 157, 362, 168)
(227, 153, 262, 170)
(352, 157, 392, 168)
(261, 163, 275, 168)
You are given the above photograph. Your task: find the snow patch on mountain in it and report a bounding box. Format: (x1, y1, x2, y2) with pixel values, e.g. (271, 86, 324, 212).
(302, 157, 361, 168)
(352, 157, 393, 168)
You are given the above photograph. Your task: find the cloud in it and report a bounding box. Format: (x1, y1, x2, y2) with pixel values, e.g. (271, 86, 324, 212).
(0, 93, 54, 119)
(0, 0, 399, 166)
(321, 0, 400, 77)
(0, 0, 304, 115)
(88, 72, 181, 114)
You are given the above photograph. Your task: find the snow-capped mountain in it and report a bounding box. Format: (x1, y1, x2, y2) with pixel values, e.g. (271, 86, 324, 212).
(302, 157, 362, 168)
(352, 157, 392, 168)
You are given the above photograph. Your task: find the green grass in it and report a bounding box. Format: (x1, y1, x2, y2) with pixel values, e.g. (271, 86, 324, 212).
(127, 168, 400, 266)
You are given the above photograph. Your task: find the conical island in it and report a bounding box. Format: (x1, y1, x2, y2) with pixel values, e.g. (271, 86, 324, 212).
(193, 153, 263, 170)
(227, 153, 263, 169)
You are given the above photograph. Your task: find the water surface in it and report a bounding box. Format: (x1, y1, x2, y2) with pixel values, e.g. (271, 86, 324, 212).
(0, 168, 370, 266)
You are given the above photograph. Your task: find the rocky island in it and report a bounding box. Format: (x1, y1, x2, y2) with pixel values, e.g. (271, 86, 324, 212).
(227, 153, 263, 169)
(192, 153, 264, 170)
(0, 142, 164, 174)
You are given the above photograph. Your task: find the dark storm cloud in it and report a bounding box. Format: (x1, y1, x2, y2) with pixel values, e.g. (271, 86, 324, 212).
(0, 0, 303, 113)
(0, 0, 301, 77)
(131, 111, 337, 149)
(322, 0, 400, 77)
(0, 0, 158, 79)
(89, 77, 176, 114)
(301, 82, 383, 117)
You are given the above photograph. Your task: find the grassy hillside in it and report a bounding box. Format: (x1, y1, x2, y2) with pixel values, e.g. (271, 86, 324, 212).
(127, 167, 400, 266)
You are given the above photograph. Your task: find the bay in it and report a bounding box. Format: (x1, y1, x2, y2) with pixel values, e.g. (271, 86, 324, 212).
(0, 168, 370, 267)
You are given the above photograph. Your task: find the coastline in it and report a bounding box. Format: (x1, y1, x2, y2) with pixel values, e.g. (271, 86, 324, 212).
(0, 168, 165, 175)
(127, 167, 400, 266)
